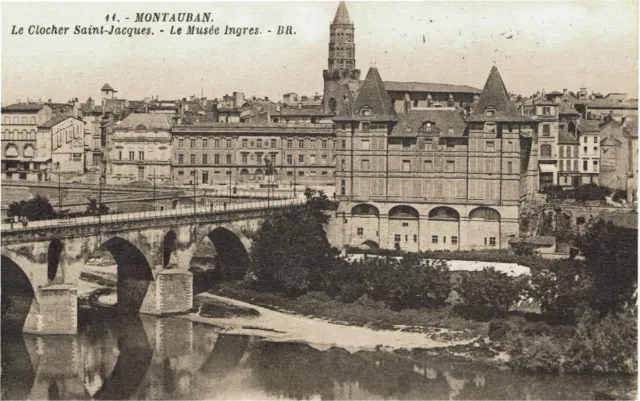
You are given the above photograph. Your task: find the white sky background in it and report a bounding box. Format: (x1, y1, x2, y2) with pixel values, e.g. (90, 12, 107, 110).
(1, 1, 638, 104)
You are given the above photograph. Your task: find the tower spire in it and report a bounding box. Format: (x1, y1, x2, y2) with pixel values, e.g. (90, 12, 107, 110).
(333, 1, 351, 25)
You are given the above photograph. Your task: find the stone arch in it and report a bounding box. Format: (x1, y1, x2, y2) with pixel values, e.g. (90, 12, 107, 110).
(1, 255, 37, 333)
(469, 207, 501, 221)
(23, 144, 34, 158)
(428, 206, 460, 221)
(47, 238, 63, 282)
(162, 230, 178, 268)
(389, 205, 419, 219)
(100, 237, 154, 313)
(206, 227, 250, 281)
(5, 143, 18, 157)
(361, 240, 379, 250)
(351, 203, 380, 217)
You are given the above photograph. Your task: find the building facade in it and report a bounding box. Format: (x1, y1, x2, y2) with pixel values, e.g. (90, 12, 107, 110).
(577, 120, 601, 184)
(1, 103, 53, 181)
(334, 66, 532, 251)
(171, 123, 336, 187)
(39, 116, 86, 178)
(599, 118, 638, 199)
(107, 113, 172, 184)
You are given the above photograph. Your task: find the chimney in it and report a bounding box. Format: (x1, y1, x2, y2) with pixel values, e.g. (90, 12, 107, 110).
(265, 96, 269, 102)
(563, 89, 567, 97)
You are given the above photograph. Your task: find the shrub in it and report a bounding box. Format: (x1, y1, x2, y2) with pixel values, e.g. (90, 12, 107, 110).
(574, 184, 611, 202)
(456, 267, 523, 317)
(7, 194, 57, 221)
(488, 317, 526, 341)
(506, 333, 565, 373)
(522, 321, 552, 337)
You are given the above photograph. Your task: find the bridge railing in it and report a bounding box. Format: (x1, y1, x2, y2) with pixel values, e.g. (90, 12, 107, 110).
(1, 197, 307, 233)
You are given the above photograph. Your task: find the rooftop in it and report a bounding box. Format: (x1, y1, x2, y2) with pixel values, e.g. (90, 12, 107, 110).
(39, 115, 79, 129)
(115, 113, 171, 131)
(333, 1, 351, 25)
(1, 102, 47, 113)
(391, 109, 466, 137)
(383, 81, 481, 94)
(577, 120, 601, 133)
(467, 66, 530, 122)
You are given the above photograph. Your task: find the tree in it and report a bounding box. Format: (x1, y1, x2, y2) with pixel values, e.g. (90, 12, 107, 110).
(7, 195, 56, 221)
(85, 197, 110, 216)
(457, 267, 523, 317)
(250, 206, 342, 296)
(577, 219, 637, 316)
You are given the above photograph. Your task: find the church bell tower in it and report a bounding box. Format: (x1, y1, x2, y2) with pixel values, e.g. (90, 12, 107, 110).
(323, 1, 361, 115)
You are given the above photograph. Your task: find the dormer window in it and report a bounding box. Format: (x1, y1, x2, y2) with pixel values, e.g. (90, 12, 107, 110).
(485, 107, 496, 117)
(425, 122, 432, 131)
(361, 106, 372, 117)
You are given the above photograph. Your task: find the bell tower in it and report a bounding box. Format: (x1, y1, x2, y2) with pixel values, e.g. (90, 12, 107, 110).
(323, 1, 361, 115)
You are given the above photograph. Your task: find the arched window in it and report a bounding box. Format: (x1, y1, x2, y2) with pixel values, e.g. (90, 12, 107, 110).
(240, 168, 249, 175)
(255, 168, 263, 175)
(389, 205, 419, 219)
(360, 106, 372, 117)
(469, 207, 501, 221)
(428, 206, 460, 221)
(351, 204, 380, 217)
(5, 144, 18, 157)
(23, 145, 34, 158)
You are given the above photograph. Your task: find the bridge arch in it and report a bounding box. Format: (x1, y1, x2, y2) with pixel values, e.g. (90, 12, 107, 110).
(351, 203, 380, 217)
(1, 256, 37, 333)
(99, 236, 154, 313)
(207, 227, 250, 280)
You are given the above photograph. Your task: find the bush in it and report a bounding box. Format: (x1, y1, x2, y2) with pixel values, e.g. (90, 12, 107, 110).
(456, 267, 523, 317)
(506, 333, 565, 373)
(7, 194, 57, 221)
(488, 317, 526, 341)
(574, 184, 611, 202)
(612, 189, 628, 203)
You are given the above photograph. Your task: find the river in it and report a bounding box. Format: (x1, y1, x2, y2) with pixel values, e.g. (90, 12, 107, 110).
(1, 309, 634, 401)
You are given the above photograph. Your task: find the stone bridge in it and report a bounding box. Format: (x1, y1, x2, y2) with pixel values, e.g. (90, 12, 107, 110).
(1, 199, 303, 334)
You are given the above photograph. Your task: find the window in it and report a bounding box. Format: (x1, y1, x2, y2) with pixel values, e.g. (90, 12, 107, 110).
(310, 154, 317, 165)
(299, 139, 304, 149)
(214, 154, 220, 164)
(190, 154, 196, 164)
(242, 153, 248, 164)
(451, 236, 458, 245)
(361, 160, 370, 170)
(485, 123, 496, 133)
(559, 160, 564, 171)
(322, 154, 328, 165)
(489, 237, 496, 246)
(402, 160, 411, 172)
(22, 117, 27, 124)
(341, 140, 346, 149)
(299, 154, 305, 164)
(432, 235, 438, 244)
(178, 154, 183, 164)
(583, 146, 588, 153)
(446, 160, 455, 172)
(226, 154, 232, 164)
(593, 160, 598, 171)
(178, 138, 184, 147)
(340, 179, 346, 195)
(593, 136, 598, 144)
(257, 139, 262, 148)
(507, 161, 513, 174)
(299, 171, 305, 176)
(270, 154, 276, 163)
(191, 138, 196, 148)
(287, 154, 292, 165)
(202, 138, 208, 148)
(271, 139, 277, 148)
(447, 142, 455, 150)
(583, 136, 587, 143)
(129, 151, 135, 160)
(413, 234, 418, 243)
(542, 106, 552, 115)
(322, 140, 327, 149)
(287, 171, 293, 177)
(542, 124, 550, 136)
(226, 139, 232, 148)
(424, 139, 433, 151)
(541, 144, 552, 157)
(310, 140, 316, 149)
(424, 160, 433, 171)
(361, 140, 370, 150)
(594, 147, 598, 153)
(118, 151, 123, 160)
(486, 141, 495, 151)
(287, 139, 293, 149)
(583, 160, 588, 171)
(242, 139, 248, 148)
(394, 234, 401, 243)
(257, 154, 263, 164)
(138, 151, 144, 160)
(574, 160, 578, 171)
(214, 139, 220, 148)
(357, 227, 363, 236)
(485, 108, 495, 117)
(361, 122, 370, 132)
(178, 170, 184, 176)
(202, 154, 208, 164)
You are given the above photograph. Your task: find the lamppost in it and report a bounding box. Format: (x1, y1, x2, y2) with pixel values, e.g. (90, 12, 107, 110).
(98, 174, 104, 225)
(293, 158, 297, 199)
(193, 169, 197, 216)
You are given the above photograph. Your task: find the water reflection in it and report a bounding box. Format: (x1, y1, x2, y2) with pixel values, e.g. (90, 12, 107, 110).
(2, 312, 635, 400)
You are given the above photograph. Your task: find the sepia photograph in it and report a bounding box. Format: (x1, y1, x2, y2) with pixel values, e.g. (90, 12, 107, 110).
(0, 1, 638, 399)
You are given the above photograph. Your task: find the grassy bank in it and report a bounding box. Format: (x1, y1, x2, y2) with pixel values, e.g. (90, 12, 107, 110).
(211, 281, 487, 340)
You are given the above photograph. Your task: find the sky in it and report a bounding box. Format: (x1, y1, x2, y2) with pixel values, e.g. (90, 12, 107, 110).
(1, 1, 638, 105)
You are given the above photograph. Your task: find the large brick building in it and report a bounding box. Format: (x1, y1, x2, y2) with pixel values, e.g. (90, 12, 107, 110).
(333, 66, 536, 251)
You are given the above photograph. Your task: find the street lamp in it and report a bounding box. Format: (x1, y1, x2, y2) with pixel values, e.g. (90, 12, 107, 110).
(193, 169, 197, 215)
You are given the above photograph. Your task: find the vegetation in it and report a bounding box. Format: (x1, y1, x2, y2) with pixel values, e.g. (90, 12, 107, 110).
(85, 197, 110, 216)
(7, 194, 57, 221)
(541, 183, 613, 202)
(456, 267, 524, 318)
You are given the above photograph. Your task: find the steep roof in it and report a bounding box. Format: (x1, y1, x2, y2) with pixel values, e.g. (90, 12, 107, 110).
(38, 115, 79, 129)
(383, 81, 481, 94)
(558, 126, 579, 144)
(116, 113, 171, 130)
(101, 83, 114, 91)
(391, 109, 467, 137)
(332, 1, 351, 25)
(559, 102, 580, 115)
(577, 120, 601, 133)
(351, 68, 395, 120)
(467, 66, 525, 122)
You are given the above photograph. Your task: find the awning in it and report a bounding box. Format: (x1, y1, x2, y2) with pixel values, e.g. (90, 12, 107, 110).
(32, 156, 52, 162)
(539, 164, 557, 173)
